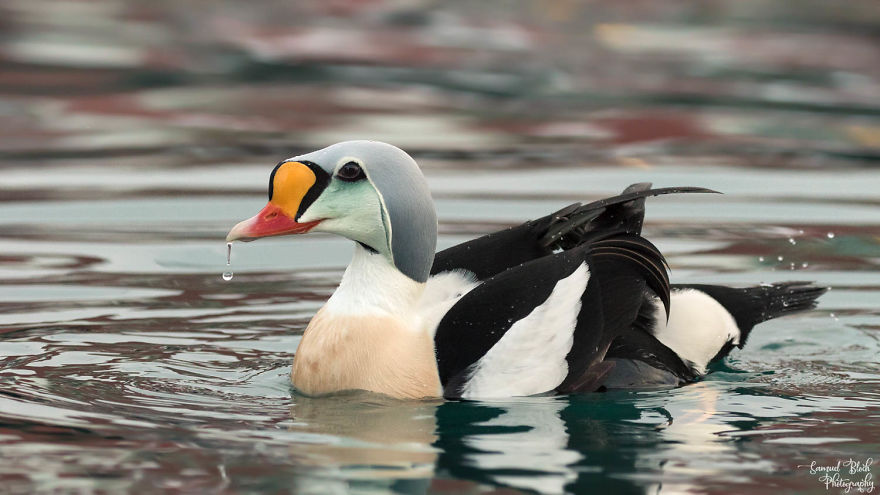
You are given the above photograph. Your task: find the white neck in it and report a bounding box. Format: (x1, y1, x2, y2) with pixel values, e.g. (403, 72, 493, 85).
(324, 244, 426, 317)
(292, 243, 442, 398)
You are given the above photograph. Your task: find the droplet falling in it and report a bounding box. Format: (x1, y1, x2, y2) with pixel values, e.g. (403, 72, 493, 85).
(788, 238, 797, 245)
(758, 256, 765, 262)
(777, 255, 784, 262)
(223, 242, 233, 281)
(826, 232, 836, 239)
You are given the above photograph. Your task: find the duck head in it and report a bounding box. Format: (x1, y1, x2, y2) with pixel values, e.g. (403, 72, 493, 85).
(226, 141, 438, 282)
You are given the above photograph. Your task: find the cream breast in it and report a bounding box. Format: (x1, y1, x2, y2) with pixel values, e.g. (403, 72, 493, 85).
(291, 307, 442, 399)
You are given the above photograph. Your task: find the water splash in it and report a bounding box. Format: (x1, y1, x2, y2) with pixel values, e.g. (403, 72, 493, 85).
(223, 242, 234, 281)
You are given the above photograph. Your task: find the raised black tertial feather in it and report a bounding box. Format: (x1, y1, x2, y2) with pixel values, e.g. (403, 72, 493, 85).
(605, 182, 652, 235)
(539, 186, 718, 250)
(432, 185, 716, 281)
(555, 182, 653, 245)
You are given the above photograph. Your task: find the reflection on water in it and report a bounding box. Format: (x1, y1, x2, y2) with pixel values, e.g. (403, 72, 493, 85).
(440, 398, 581, 493)
(2, 0, 880, 493)
(288, 394, 440, 493)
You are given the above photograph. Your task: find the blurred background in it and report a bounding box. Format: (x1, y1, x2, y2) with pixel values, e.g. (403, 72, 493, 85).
(1, 1, 879, 494)
(3, 0, 880, 174)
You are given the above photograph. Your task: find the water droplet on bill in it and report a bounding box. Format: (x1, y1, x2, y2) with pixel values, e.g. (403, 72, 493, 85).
(223, 242, 233, 281)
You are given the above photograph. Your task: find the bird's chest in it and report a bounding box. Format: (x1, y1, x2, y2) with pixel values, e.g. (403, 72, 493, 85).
(290, 309, 442, 399)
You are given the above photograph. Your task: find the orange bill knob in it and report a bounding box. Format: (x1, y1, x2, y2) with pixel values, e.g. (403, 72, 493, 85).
(226, 161, 323, 242)
(269, 161, 317, 216)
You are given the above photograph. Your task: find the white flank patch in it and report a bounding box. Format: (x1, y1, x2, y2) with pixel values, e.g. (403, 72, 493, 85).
(460, 263, 590, 399)
(420, 269, 481, 338)
(651, 289, 741, 374)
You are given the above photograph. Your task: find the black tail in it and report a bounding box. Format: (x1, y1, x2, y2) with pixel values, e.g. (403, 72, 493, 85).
(674, 281, 827, 349)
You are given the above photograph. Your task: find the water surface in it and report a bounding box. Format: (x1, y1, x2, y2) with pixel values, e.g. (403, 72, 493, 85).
(1, 1, 879, 494)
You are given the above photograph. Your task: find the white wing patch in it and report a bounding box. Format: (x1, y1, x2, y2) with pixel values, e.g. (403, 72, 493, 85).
(651, 289, 741, 374)
(460, 263, 590, 399)
(419, 269, 481, 338)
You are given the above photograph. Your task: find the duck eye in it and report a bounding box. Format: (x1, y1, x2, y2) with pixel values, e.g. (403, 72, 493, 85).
(336, 161, 365, 182)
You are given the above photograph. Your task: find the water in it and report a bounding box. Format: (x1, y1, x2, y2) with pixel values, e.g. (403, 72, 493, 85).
(1, 1, 880, 494)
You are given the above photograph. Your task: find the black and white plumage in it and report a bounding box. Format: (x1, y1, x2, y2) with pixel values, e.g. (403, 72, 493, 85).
(226, 140, 826, 400)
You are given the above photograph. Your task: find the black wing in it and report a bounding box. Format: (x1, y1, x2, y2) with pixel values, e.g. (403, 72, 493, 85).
(431, 185, 716, 280)
(556, 234, 671, 393)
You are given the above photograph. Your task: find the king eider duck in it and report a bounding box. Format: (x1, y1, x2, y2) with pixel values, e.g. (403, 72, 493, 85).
(226, 140, 825, 400)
